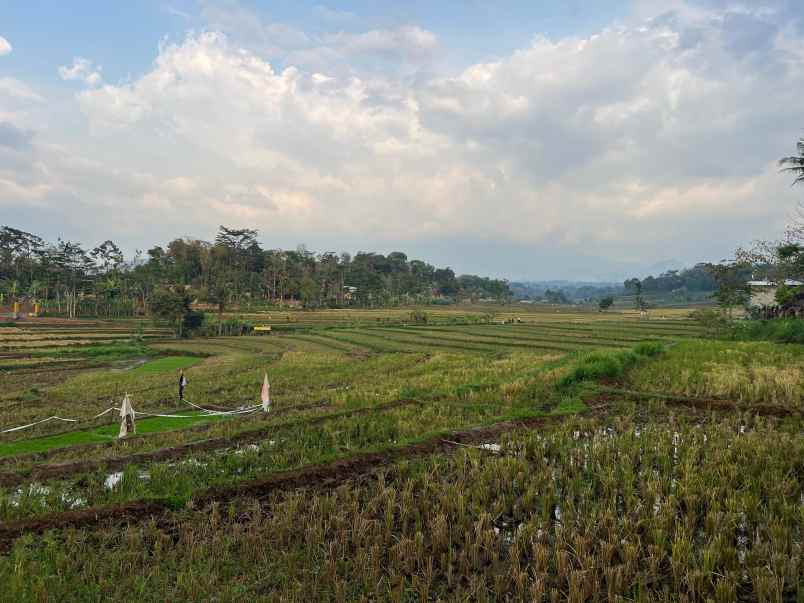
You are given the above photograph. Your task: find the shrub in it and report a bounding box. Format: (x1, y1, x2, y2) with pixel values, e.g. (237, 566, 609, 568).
(190, 314, 254, 337)
(632, 341, 665, 357)
(559, 344, 665, 387)
(731, 319, 804, 344)
(182, 310, 204, 333)
(598, 296, 614, 311)
(409, 310, 429, 324)
(689, 308, 732, 337)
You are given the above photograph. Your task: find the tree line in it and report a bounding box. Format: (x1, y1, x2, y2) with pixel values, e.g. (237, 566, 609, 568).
(512, 264, 719, 307)
(0, 226, 513, 320)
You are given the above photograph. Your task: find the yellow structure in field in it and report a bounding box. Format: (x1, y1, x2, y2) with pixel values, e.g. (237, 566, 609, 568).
(253, 325, 272, 335)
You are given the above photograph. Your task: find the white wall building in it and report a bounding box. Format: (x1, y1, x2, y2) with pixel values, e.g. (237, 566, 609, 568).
(747, 279, 804, 308)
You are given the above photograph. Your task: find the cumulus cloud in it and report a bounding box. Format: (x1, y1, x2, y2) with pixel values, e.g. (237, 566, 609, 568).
(0, 36, 11, 56)
(3, 1, 803, 278)
(58, 57, 103, 86)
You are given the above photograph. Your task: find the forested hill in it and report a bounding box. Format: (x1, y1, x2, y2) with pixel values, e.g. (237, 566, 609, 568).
(511, 264, 719, 304)
(0, 225, 512, 318)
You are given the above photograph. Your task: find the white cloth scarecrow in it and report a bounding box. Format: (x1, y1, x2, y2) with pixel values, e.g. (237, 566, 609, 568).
(261, 373, 271, 412)
(118, 393, 136, 438)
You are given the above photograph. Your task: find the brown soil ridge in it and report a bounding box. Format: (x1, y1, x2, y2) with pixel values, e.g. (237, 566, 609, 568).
(0, 410, 579, 552)
(193, 412, 564, 506)
(599, 387, 800, 417)
(0, 399, 421, 487)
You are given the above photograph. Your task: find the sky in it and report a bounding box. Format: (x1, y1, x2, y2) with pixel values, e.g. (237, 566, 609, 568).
(1, 0, 804, 281)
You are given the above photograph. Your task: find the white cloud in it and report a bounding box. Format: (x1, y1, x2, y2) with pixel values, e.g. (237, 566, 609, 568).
(201, 1, 311, 55)
(164, 5, 193, 20)
(0, 36, 11, 56)
(326, 25, 439, 61)
(58, 57, 103, 86)
(311, 5, 362, 26)
(0, 77, 42, 101)
(3, 2, 803, 277)
(200, 1, 438, 76)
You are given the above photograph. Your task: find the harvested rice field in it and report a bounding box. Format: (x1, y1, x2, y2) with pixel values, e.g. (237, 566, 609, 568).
(227, 304, 701, 331)
(0, 311, 801, 601)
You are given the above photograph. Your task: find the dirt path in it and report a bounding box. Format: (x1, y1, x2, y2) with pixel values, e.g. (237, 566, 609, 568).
(0, 410, 588, 551)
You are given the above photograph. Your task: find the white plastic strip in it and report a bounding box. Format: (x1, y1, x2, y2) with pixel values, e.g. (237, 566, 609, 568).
(135, 408, 259, 419)
(1, 416, 79, 433)
(200, 405, 262, 416)
(182, 398, 217, 412)
(134, 411, 198, 419)
(1, 401, 260, 436)
(182, 398, 261, 416)
(92, 407, 119, 419)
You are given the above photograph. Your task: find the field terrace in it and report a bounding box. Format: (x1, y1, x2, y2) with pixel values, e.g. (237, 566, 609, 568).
(0, 310, 801, 601)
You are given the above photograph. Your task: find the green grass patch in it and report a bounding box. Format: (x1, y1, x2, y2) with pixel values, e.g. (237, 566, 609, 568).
(558, 342, 664, 387)
(0, 411, 227, 457)
(28, 343, 150, 360)
(0, 430, 112, 457)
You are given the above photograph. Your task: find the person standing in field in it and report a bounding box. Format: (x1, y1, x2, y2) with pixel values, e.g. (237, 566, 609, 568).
(179, 369, 188, 400)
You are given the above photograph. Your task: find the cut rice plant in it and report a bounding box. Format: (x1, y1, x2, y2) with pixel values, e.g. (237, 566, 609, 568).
(628, 340, 804, 408)
(0, 412, 799, 602)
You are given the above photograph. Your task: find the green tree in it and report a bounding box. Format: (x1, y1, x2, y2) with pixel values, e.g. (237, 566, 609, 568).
(598, 296, 614, 311)
(624, 278, 646, 312)
(779, 138, 804, 185)
(150, 286, 193, 338)
(0, 224, 514, 316)
(299, 275, 320, 307)
(706, 263, 751, 318)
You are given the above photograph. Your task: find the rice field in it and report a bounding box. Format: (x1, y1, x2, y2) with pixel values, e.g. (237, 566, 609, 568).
(627, 340, 804, 409)
(225, 304, 699, 330)
(0, 309, 801, 601)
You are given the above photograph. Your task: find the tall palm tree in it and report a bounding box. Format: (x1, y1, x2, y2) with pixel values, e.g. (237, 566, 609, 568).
(780, 138, 804, 185)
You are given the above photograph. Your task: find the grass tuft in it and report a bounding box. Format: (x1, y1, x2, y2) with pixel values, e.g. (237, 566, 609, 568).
(559, 343, 664, 387)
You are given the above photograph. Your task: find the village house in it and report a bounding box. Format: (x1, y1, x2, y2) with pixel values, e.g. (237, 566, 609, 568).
(343, 286, 358, 302)
(747, 279, 804, 318)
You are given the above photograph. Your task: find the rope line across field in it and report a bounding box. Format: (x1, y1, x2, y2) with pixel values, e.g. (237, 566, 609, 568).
(0, 373, 272, 437)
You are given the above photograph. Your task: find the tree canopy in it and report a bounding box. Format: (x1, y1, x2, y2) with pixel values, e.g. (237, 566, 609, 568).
(0, 225, 512, 319)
